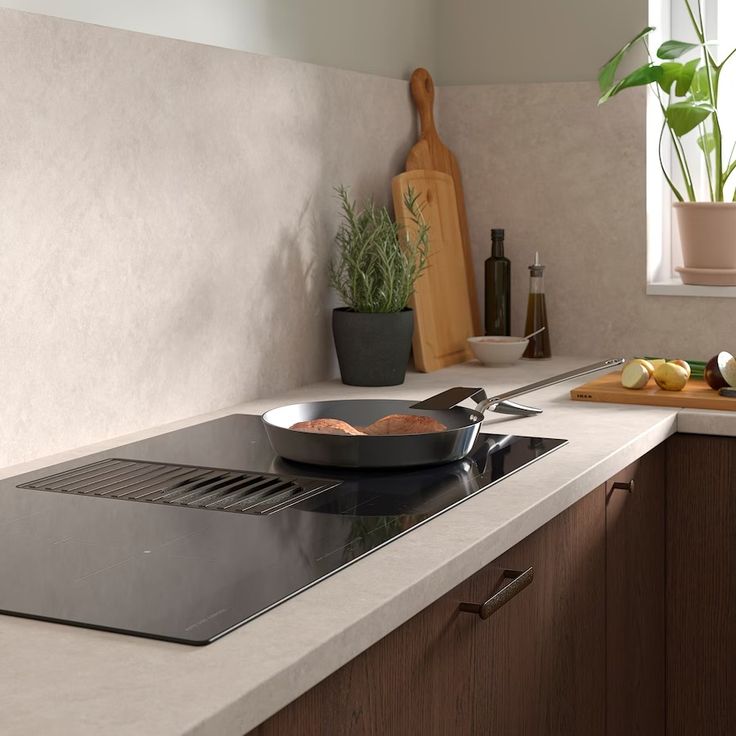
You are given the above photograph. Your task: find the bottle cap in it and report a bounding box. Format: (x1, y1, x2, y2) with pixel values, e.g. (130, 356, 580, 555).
(491, 228, 505, 239)
(529, 251, 544, 276)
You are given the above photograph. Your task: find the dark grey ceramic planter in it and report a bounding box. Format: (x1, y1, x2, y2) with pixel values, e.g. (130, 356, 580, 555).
(332, 308, 414, 387)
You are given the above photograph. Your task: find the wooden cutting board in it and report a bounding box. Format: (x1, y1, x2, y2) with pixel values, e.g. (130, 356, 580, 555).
(405, 68, 480, 335)
(571, 371, 736, 411)
(392, 169, 475, 372)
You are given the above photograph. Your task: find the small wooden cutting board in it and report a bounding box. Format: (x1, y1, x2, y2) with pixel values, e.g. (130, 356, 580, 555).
(571, 371, 736, 411)
(392, 169, 475, 373)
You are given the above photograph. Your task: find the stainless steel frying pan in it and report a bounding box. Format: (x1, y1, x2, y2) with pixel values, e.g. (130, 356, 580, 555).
(262, 358, 623, 468)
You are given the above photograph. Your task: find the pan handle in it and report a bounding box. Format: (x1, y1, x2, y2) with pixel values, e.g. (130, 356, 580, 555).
(493, 399, 544, 416)
(409, 359, 624, 416)
(477, 358, 625, 413)
(410, 387, 487, 411)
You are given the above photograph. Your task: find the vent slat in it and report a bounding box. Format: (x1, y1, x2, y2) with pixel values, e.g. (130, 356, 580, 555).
(28, 458, 123, 486)
(228, 483, 298, 513)
(74, 464, 171, 495)
(129, 469, 220, 501)
(39, 460, 136, 490)
(216, 478, 286, 510)
(113, 468, 213, 499)
(159, 473, 233, 505)
(188, 476, 269, 508)
(46, 463, 152, 493)
(17, 459, 338, 516)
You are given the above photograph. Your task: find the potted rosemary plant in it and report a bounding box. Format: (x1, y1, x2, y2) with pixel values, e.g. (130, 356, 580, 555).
(329, 185, 429, 386)
(598, 0, 736, 284)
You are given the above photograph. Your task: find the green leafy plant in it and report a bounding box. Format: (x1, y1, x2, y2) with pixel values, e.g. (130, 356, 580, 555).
(329, 185, 430, 313)
(598, 0, 736, 202)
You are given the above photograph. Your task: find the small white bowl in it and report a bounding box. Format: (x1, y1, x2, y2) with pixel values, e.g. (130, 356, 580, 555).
(467, 336, 529, 365)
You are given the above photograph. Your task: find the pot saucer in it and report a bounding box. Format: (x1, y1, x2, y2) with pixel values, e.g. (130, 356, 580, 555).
(675, 266, 736, 286)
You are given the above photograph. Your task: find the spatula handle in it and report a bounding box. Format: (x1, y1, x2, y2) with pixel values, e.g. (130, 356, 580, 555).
(410, 387, 487, 411)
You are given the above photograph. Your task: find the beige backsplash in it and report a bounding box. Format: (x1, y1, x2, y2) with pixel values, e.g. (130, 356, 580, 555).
(3, 9, 733, 470)
(0, 9, 414, 467)
(439, 82, 735, 361)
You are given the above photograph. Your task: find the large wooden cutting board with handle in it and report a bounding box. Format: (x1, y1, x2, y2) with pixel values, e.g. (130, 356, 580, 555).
(571, 371, 736, 411)
(406, 68, 480, 334)
(392, 169, 475, 372)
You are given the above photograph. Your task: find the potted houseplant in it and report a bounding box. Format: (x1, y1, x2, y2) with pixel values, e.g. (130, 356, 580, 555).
(329, 185, 429, 386)
(598, 0, 736, 284)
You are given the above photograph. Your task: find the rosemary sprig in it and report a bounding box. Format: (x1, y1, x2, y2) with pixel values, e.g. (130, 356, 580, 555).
(329, 185, 430, 313)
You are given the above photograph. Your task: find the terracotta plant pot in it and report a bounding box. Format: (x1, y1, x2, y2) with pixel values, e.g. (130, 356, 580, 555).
(674, 202, 736, 285)
(332, 308, 413, 387)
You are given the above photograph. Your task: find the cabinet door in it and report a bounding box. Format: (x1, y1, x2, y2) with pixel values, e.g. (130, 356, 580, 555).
(605, 446, 666, 736)
(249, 487, 607, 736)
(248, 574, 474, 736)
(467, 485, 606, 735)
(666, 435, 736, 736)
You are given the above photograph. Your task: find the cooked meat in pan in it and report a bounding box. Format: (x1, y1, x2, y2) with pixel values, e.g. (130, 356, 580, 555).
(289, 418, 367, 436)
(362, 414, 447, 435)
(289, 414, 447, 436)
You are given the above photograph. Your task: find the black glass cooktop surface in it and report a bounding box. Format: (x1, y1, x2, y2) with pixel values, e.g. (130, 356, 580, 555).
(0, 414, 566, 644)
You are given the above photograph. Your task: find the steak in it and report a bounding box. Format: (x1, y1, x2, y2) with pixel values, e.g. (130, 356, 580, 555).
(289, 418, 366, 436)
(363, 414, 447, 435)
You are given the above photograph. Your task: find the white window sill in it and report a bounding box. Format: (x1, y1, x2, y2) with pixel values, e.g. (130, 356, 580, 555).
(647, 280, 736, 297)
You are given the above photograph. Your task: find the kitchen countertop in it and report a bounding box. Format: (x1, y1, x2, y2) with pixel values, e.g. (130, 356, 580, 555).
(1, 356, 734, 736)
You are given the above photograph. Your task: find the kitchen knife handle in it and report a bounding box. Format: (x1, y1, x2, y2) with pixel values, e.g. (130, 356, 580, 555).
(459, 567, 534, 620)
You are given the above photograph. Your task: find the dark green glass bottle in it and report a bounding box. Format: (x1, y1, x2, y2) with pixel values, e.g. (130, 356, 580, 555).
(484, 228, 511, 336)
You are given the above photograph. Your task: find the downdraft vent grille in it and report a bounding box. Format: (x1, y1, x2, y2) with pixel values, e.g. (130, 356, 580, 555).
(17, 458, 338, 515)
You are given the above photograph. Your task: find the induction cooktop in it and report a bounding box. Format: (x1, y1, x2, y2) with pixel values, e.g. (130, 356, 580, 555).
(0, 414, 566, 644)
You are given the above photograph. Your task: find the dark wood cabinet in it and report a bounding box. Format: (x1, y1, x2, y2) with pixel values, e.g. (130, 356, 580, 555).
(605, 446, 666, 736)
(469, 485, 605, 735)
(249, 437, 735, 736)
(249, 568, 475, 736)
(250, 486, 606, 736)
(666, 435, 736, 736)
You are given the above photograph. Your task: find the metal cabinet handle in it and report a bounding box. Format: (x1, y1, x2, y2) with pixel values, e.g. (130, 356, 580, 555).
(459, 566, 534, 620)
(611, 480, 635, 493)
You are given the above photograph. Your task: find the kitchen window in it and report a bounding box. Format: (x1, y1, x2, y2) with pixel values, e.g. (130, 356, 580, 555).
(646, 0, 736, 296)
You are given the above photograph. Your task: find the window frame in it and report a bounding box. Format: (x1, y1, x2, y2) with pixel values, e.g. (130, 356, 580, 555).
(646, 0, 736, 296)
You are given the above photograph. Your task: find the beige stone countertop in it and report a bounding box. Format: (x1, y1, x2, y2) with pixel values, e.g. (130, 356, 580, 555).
(1, 356, 734, 736)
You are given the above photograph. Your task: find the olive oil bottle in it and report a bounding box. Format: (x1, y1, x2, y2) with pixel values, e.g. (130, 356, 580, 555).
(523, 252, 551, 359)
(484, 228, 511, 335)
